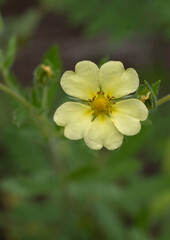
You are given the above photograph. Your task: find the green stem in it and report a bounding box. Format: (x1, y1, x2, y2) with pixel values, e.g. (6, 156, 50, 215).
(157, 94, 170, 106)
(42, 86, 48, 109)
(0, 82, 32, 109)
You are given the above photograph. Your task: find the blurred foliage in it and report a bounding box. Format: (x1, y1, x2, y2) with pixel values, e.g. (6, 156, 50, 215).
(38, 0, 170, 40)
(0, 8, 42, 48)
(0, 1, 170, 240)
(0, 14, 4, 33)
(1, 0, 170, 47)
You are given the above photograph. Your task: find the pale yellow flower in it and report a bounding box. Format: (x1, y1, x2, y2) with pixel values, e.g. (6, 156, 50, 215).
(54, 61, 148, 150)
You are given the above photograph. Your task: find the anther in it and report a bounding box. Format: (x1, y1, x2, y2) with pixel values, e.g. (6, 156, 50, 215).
(107, 95, 111, 100)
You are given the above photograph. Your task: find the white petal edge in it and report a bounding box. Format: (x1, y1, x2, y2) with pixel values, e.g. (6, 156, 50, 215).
(84, 115, 123, 150)
(113, 99, 148, 121)
(99, 61, 139, 98)
(54, 102, 93, 140)
(111, 112, 141, 136)
(61, 61, 100, 100)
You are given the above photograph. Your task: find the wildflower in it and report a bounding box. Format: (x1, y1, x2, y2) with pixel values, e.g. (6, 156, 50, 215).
(54, 61, 148, 150)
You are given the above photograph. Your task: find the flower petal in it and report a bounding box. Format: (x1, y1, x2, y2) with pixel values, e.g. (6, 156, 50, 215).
(113, 99, 148, 121)
(84, 115, 123, 150)
(54, 102, 93, 140)
(111, 113, 141, 136)
(99, 61, 139, 98)
(61, 61, 100, 100)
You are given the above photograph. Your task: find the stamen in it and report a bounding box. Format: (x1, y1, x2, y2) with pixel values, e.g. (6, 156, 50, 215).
(89, 91, 115, 117)
(106, 95, 112, 101)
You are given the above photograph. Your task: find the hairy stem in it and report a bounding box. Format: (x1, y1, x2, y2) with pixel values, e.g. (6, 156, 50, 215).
(0, 82, 32, 109)
(157, 94, 170, 106)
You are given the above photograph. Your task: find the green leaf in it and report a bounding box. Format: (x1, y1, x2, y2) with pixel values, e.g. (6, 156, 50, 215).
(0, 14, 4, 33)
(98, 56, 110, 68)
(43, 45, 62, 70)
(4, 35, 17, 69)
(152, 79, 161, 97)
(13, 107, 28, 128)
(95, 204, 125, 240)
(144, 80, 157, 109)
(136, 84, 147, 96)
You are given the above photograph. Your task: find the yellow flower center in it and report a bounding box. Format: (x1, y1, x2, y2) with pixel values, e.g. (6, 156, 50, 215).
(93, 96, 108, 111)
(89, 92, 115, 116)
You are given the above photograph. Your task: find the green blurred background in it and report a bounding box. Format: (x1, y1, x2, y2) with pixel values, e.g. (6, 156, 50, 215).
(0, 0, 170, 239)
